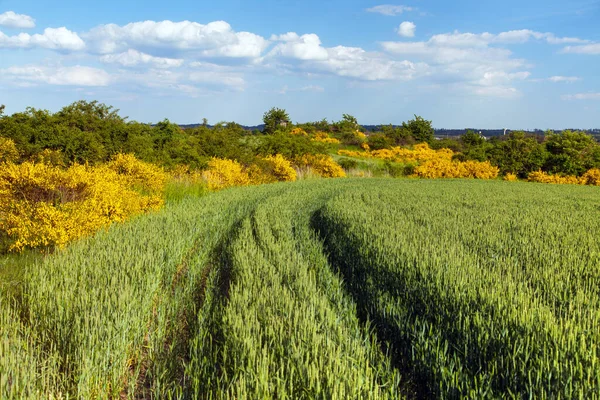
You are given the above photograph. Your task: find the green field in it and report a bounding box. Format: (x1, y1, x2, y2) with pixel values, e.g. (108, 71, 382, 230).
(1, 178, 599, 399)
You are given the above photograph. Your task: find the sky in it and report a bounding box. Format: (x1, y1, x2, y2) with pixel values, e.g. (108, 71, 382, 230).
(0, 0, 599, 128)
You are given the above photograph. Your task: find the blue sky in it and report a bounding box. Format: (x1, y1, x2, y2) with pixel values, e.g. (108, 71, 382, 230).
(0, 0, 599, 128)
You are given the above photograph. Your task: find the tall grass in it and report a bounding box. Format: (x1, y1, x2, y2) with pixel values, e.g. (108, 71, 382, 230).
(2, 178, 599, 398)
(314, 179, 600, 398)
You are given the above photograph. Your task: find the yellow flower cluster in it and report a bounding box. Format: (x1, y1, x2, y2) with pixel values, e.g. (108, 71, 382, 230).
(371, 143, 454, 163)
(203, 155, 297, 190)
(34, 148, 66, 166)
(248, 154, 297, 184)
(202, 158, 251, 191)
(312, 132, 341, 144)
(413, 159, 499, 179)
(106, 153, 167, 194)
(503, 173, 518, 181)
(262, 154, 297, 182)
(339, 143, 454, 164)
(0, 137, 19, 164)
(295, 154, 346, 178)
(0, 155, 166, 252)
(528, 169, 600, 186)
(290, 127, 308, 136)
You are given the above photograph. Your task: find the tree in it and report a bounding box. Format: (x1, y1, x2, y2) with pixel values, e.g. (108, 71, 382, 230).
(544, 130, 600, 175)
(0, 105, 5, 117)
(488, 131, 548, 177)
(379, 124, 413, 146)
(367, 134, 393, 150)
(402, 115, 434, 143)
(263, 107, 290, 135)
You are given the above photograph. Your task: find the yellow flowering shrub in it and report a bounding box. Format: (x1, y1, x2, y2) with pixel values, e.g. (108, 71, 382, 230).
(33, 148, 66, 167)
(262, 154, 297, 182)
(503, 173, 518, 181)
(361, 143, 370, 151)
(248, 154, 297, 185)
(580, 168, 600, 186)
(371, 143, 454, 164)
(461, 161, 500, 179)
(106, 153, 166, 194)
(290, 127, 308, 136)
(413, 159, 498, 179)
(528, 169, 600, 186)
(0, 137, 19, 164)
(202, 158, 250, 190)
(295, 154, 346, 178)
(0, 158, 165, 252)
(312, 132, 341, 144)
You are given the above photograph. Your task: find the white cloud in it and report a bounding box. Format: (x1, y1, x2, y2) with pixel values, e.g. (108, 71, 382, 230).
(424, 29, 587, 48)
(269, 33, 329, 60)
(473, 86, 519, 98)
(317, 45, 425, 81)
(562, 43, 600, 55)
(397, 21, 415, 38)
(266, 32, 427, 81)
(0, 27, 85, 51)
(100, 49, 184, 68)
(84, 20, 268, 58)
(1, 65, 111, 86)
(548, 76, 580, 82)
(381, 30, 543, 97)
(366, 5, 414, 16)
(0, 11, 35, 29)
(561, 92, 600, 100)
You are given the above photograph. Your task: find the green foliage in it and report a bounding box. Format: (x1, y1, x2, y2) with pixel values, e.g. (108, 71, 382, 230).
(262, 107, 291, 135)
(255, 132, 325, 159)
(488, 131, 548, 177)
(367, 133, 393, 150)
(402, 115, 434, 144)
(544, 130, 600, 175)
(429, 137, 462, 152)
(337, 157, 358, 170)
(378, 124, 413, 146)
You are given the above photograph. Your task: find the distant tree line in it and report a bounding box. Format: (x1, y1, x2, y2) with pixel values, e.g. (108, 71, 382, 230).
(1, 101, 599, 178)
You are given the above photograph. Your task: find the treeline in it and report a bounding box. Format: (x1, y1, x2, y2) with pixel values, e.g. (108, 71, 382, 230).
(427, 130, 600, 178)
(1, 101, 599, 179)
(0, 102, 323, 169)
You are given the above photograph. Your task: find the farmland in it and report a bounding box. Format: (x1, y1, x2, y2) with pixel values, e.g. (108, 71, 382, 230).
(1, 178, 600, 399)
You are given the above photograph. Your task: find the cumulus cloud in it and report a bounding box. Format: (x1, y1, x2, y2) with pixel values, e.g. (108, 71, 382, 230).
(366, 5, 414, 16)
(84, 20, 268, 58)
(100, 49, 184, 68)
(562, 43, 600, 55)
(0, 27, 85, 51)
(0, 11, 35, 29)
(380, 29, 550, 97)
(561, 92, 600, 100)
(266, 32, 427, 81)
(269, 33, 329, 60)
(397, 21, 415, 38)
(1, 65, 111, 86)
